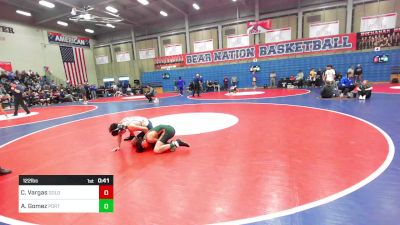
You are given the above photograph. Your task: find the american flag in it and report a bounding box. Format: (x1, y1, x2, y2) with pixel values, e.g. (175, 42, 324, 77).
(60, 46, 88, 86)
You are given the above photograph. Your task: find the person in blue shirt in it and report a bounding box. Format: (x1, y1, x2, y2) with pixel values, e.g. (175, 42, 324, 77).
(338, 74, 355, 97)
(192, 74, 202, 97)
(176, 77, 185, 96)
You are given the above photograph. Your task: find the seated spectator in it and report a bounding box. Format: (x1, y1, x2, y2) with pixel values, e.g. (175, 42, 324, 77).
(294, 70, 304, 87)
(206, 80, 214, 92)
(320, 83, 335, 98)
(223, 76, 229, 90)
(231, 76, 238, 87)
(213, 80, 220, 92)
(228, 85, 238, 94)
(60, 89, 74, 102)
(315, 68, 323, 87)
(357, 80, 373, 100)
(114, 89, 123, 97)
(307, 68, 316, 87)
(51, 90, 61, 104)
(288, 75, 296, 85)
(144, 85, 155, 103)
(39, 90, 50, 106)
(338, 74, 355, 97)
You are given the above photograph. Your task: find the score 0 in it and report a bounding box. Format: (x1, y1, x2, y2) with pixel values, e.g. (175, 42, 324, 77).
(99, 184, 113, 213)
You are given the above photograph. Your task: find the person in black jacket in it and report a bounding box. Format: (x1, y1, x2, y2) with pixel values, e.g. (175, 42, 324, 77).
(11, 83, 30, 116)
(354, 64, 363, 83)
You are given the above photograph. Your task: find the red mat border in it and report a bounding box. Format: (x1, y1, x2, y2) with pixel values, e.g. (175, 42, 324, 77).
(187, 89, 310, 100)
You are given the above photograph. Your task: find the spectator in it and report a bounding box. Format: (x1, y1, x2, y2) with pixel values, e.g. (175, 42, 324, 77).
(288, 75, 296, 85)
(177, 77, 185, 96)
(357, 80, 373, 100)
(192, 74, 202, 97)
(320, 83, 335, 98)
(90, 85, 97, 100)
(323, 65, 336, 85)
(269, 71, 276, 88)
(173, 79, 178, 92)
(145, 85, 155, 103)
(294, 70, 304, 87)
(199, 75, 204, 93)
(39, 90, 50, 106)
(308, 68, 316, 87)
(347, 66, 354, 78)
(354, 64, 363, 83)
(206, 80, 214, 92)
(338, 74, 355, 97)
(80, 84, 88, 104)
(223, 76, 229, 91)
(0, 94, 8, 118)
(231, 76, 238, 87)
(315, 68, 323, 87)
(251, 71, 257, 89)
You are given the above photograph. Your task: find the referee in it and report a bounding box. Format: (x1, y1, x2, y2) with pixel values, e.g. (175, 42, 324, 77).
(11, 82, 30, 116)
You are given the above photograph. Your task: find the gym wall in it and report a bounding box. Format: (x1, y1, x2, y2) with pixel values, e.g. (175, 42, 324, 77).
(141, 49, 400, 92)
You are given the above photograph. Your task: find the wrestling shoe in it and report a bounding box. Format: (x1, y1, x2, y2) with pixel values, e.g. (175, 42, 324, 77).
(0, 167, 11, 175)
(176, 139, 190, 147)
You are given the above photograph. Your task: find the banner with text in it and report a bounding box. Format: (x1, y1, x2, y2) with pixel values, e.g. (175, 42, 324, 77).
(357, 27, 400, 50)
(95, 55, 109, 65)
(139, 48, 156, 59)
(361, 13, 397, 32)
(247, 20, 272, 34)
(309, 21, 339, 38)
(185, 33, 356, 66)
(265, 27, 292, 43)
(185, 46, 256, 66)
(116, 52, 131, 62)
(165, 44, 183, 56)
(259, 33, 356, 58)
(194, 39, 214, 53)
(227, 34, 250, 48)
(48, 32, 90, 47)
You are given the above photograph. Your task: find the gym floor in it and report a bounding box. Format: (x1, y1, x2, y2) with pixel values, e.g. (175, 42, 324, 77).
(0, 84, 399, 225)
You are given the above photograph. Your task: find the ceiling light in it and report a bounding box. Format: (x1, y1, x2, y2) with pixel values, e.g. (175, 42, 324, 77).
(39, 0, 55, 8)
(232, 0, 237, 1)
(105, 6, 118, 13)
(192, 3, 200, 10)
(85, 29, 94, 33)
(57, 21, 68, 26)
(160, 11, 168, 17)
(16, 10, 31, 16)
(106, 23, 115, 28)
(137, 0, 149, 5)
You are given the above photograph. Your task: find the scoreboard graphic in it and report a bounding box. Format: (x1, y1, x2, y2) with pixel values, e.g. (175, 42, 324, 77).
(19, 175, 113, 213)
